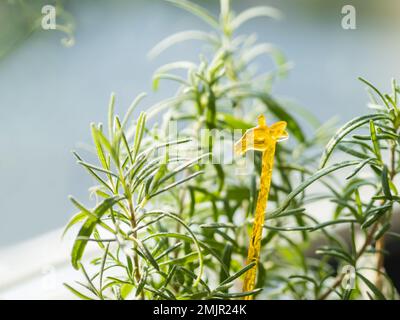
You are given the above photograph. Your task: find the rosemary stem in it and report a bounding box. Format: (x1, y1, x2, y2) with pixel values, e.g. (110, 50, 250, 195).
(128, 198, 142, 291)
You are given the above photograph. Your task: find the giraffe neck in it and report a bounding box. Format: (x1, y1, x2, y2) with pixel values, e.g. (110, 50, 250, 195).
(242, 143, 276, 299)
(257, 145, 275, 216)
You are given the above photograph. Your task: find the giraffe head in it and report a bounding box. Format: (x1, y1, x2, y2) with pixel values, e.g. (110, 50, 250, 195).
(234, 115, 288, 155)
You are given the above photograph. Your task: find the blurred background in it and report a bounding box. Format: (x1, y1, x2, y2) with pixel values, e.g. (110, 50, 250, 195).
(0, 0, 399, 297)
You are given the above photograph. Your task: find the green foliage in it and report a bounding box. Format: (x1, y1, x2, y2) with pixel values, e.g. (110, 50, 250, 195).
(65, 0, 399, 300)
(0, 0, 74, 59)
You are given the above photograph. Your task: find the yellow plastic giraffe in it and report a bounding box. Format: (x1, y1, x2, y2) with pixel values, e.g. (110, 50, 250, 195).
(235, 115, 288, 300)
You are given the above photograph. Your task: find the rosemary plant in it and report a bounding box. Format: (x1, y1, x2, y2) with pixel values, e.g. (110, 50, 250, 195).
(311, 78, 400, 300)
(65, 0, 399, 300)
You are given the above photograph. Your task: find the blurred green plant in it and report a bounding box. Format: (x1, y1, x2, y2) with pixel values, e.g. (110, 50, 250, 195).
(65, 0, 399, 300)
(0, 0, 74, 60)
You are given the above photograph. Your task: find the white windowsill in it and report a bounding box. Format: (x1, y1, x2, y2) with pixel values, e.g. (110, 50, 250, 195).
(0, 227, 93, 299)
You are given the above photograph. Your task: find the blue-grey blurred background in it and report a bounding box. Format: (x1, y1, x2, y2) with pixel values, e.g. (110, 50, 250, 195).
(0, 0, 399, 247)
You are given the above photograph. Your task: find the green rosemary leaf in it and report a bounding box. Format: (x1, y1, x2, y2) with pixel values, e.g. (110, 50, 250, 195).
(63, 283, 93, 300)
(71, 196, 122, 270)
(120, 284, 134, 300)
(361, 203, 392, 229)
(357, 272, 386, 300)
(148, 30, 218, 59)
(107, 92, 116, 139)
(99, 243, 110, 297)
(122, 92, 147, 129)
(231, 6, 282, 30)
(153, 74, 190, 90)
(132, 112, 146, 162)
(62, 211, 87, 238)
(345, 157, 376, 180)
(315, 246, 354, 265)
(381, 165, 393, 200)
(219, 243, 232, 284)
(76, 160, 118, 178)
(149, 171, 204, 198)
(338, 144, 370, 159)
(166, 0, 219, 29)
(271, 161, 360, 216)
(218, 112, 252, 130)
(359, 77, 390, 109)
(92, 124, 120, 167)
(374, 222, 391, 240)
(320, 114, 391, 168)
(91, 123, 109, 170)
(213, 288, 262, 298)
(72, 151, 113, 192)
(135, 268, 148, 297)
(216, 261, 256, 288)
(369, 120, 382, 161)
